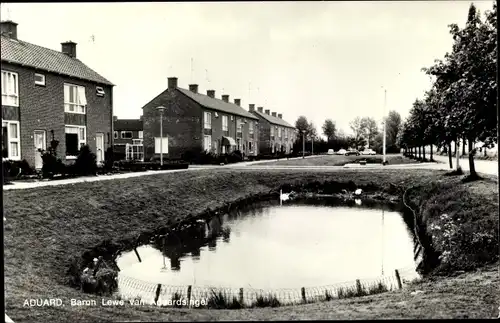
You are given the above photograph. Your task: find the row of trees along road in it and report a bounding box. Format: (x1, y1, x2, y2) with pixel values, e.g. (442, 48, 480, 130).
(397, 3, 497, 180)
(292, 111, 402, 155)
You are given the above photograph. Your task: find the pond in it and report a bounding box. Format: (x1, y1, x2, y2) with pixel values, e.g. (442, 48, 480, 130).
(115, 199, 419, 303)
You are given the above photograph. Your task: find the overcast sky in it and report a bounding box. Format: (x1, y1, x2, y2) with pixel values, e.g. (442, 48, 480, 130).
(1, 1, 495, 137)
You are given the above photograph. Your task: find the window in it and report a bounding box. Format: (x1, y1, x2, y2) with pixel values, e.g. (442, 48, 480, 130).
(65, 125, 86, 158)
(203, 135, 212, 152)
(64, 83, 87, 114)
(35, 73, 46, 86)
(96, 86, 105, 97)
(270, 127, 274, 137)
(222, 116, 228, 131)
(1, 70, 19, 107)
(2, 120, 20, 160)
(121, 131, 133, 139)
(114, 131, 118, 139)
(237, 119, 243, 132)
(248, 141, 253, 152)
(138, 131, 143, 139)
(278, 127, 282, 138)
(204, 111, 211, 129)
(285, 129, 288, 139)
(154, 137, 169, 154)
(249, 121, 254, 134)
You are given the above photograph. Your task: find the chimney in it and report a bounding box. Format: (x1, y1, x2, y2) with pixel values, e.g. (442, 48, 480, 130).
(61, 41, 77, 58)
(1, 20, 18, 39)
(265, 109, 270, 115)
(278, 113, 283, 119)
(234, 99, 241, 106)
(249, 104, 255, 112)
(113, 116, 118, 122)
(221, 94, 229, 102)
(168, 77, 178, 89)
(272, 112, 277, 117)
(189, 84, 198, 93)
(207, 90, 215, 98)
(257, 107, 263, 113)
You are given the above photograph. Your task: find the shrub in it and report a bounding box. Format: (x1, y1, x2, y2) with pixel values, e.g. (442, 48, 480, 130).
(39, 150, 66, 179)
(103, 147, 115, 171)
(73, 145, 97, 176)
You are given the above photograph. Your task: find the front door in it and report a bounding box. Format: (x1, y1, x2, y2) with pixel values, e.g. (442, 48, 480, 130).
(34, 130, 46, 169)
(96, 133, 104, 164)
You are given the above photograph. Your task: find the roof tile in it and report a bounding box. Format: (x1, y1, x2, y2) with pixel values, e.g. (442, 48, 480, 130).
(1, 35, 114, 86)
(177, 88, 259, 120)
(251, 110, 295, 128)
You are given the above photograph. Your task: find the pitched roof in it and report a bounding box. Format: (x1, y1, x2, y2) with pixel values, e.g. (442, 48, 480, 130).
(177, 88, 259, 120)
(114, 119, 142, 131)
(1, 35, 114, 86)
(251, 110, 295, 128)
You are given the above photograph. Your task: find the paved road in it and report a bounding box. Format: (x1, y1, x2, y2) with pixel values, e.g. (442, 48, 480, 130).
(431, 155, 498, 176)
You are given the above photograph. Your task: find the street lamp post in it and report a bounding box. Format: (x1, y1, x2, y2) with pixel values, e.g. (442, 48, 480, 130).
(156, 106, 166, 166)
(382, 88, 387, 165)
(311, 137, 314, 155)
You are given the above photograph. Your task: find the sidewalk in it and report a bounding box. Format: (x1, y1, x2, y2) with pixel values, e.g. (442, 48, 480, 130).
(3, 168, 207, 191)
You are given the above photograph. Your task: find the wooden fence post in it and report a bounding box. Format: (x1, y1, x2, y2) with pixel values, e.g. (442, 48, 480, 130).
(301, 287, 306, 303)
(134, 248, 142, 263)
(154, 284, 162, 305)
(239, 288, 244, 305)
(395, 269, 403, 289)
(187, 285, 192, 307)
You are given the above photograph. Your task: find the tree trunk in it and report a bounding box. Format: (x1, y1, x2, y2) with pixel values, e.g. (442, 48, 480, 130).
(447, 142, 453, 169)
(468, 138, 477, 178)
(418, 146, 421, 159)
(423, 146, 426, 160)
(430, 145, 433, 161)
(455, 140, 460, 170)
(462, 137, 466, 156)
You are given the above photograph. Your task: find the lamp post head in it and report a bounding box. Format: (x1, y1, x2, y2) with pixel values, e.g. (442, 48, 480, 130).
(156, 106, 166, 114)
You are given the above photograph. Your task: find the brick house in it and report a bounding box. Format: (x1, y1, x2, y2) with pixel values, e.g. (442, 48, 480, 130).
(1, 20, 114, 169)
(141, 77, 260, 160)
(113, 116, 143, 161)
(250, 107, 296, 154)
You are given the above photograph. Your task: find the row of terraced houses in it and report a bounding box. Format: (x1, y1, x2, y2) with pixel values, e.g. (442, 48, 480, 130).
(1, 20, 297, 168)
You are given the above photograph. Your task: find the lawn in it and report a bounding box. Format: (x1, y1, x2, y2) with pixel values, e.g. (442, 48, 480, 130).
(252, 154, 433, 167)
(3, 168, 498, 322)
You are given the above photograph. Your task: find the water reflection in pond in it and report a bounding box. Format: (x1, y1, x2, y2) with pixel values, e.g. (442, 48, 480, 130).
(117, 201, 418, 290)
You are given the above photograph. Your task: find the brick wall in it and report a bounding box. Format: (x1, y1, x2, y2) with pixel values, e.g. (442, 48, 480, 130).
(1, 62, 113, 167)
(142, 89, 202, 160)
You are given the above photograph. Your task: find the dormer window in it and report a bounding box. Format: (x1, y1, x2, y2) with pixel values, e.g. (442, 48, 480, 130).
(96, 86, 105, 97)
(35, 73, 45, 86)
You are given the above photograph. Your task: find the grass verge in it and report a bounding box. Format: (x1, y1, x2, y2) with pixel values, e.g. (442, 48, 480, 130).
(3, 168, 498, 321)
(251, 154, 431, 166)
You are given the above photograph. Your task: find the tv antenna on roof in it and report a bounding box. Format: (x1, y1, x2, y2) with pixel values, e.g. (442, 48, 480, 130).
(190, 57, 194, 83)
(205, 69, 210, 87)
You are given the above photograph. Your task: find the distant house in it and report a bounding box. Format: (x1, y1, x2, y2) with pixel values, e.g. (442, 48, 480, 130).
(113, 116, 143, 161)
(141, 77, 260, 160)
(1, 20, 114, 169)
(249, 107, 296, 154)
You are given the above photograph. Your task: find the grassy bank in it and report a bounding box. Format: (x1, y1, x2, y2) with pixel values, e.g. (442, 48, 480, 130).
(252, 154, 431, 167)
(3, 168, 498, 322)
